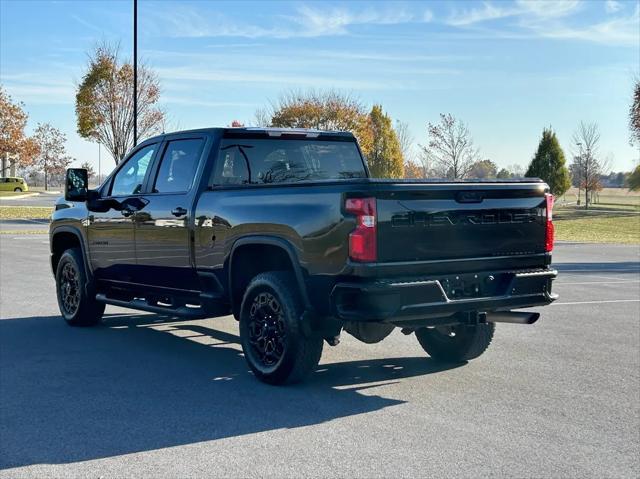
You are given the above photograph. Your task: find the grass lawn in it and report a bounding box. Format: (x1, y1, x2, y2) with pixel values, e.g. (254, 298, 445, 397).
(560, 187, 640, 211)
(554, 206, 640, 244)
(0, 206, 53, 220)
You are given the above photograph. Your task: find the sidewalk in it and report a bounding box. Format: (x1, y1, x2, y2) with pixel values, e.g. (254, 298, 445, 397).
(0, 193, 40, 200)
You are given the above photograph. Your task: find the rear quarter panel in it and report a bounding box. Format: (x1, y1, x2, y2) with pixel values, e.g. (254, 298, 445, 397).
(194, 183, 356, 276)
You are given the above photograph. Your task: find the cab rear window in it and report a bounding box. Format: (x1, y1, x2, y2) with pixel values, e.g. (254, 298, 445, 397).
(212, 139, 366, 186)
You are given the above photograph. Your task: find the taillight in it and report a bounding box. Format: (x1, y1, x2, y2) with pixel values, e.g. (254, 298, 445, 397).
(545, 193, 554, 252)
(345, 197, 377, 262)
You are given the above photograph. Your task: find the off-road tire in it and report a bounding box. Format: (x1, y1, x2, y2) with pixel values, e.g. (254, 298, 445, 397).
(55, 247, 105, 326)
(239, 271, 323, 385)
(415, 322, 495, 362)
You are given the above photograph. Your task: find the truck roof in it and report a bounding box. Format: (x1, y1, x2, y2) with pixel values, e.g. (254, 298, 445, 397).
(145, 127, 356, 143)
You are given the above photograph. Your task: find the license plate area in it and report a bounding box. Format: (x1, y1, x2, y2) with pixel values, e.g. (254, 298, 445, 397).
(439, 272, 512, 299)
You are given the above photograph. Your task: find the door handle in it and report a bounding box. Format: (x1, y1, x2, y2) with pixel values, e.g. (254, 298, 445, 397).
(171, 207, 187, 217)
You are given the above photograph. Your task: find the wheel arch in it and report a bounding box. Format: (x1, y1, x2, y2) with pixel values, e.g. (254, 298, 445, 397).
(227, 235, 311, 317)
(50, 226, 92, 281)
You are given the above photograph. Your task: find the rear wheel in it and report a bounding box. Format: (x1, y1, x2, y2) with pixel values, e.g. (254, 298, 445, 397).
(239, 272, 323, 385)
(55, 248, 104, 326)
(14, 187, 22, 192)
(415, 322, 494, 362)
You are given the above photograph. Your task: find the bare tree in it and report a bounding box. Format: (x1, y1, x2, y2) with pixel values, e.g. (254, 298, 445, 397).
(421, 113, 481, 179)
(507, 163, 525, 177)
(394, 120, 414, 162)
(415, 148, 434, 178)
(79, 161, 96, 183)
(75, 43, 164, 164)
(571, 122, 610, 209)
(254, 107, 271, 127)
(630, 76, 640, 146)
(31, 123, 73, 190)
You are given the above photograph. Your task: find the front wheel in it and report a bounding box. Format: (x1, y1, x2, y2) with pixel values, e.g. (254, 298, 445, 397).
(415, 322, 495, 362)
(55, 248, 105, 326)
(239, 272, 323, 385)
(13, 187, 22, 192)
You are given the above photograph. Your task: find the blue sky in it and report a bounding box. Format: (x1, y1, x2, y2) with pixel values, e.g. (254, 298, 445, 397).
(1, 0, 638, 176)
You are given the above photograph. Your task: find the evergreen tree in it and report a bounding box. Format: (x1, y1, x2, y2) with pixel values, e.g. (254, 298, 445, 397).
(367, 105, 404, 178)
(525, 128, 571, 196)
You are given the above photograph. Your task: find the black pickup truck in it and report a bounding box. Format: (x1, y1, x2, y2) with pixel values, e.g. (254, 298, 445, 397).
(51, 127, 557, 384)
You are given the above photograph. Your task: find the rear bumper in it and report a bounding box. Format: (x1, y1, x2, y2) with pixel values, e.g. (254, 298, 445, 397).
(330, 269, 557, 323)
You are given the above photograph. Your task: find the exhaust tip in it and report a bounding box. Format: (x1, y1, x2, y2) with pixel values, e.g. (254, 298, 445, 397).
(488, 312, 540, 325)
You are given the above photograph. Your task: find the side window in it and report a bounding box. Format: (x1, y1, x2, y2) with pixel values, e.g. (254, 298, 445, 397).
(153, 139, 203, 193)
(110, 144, 155, 196)
(212, 146, 249, 185)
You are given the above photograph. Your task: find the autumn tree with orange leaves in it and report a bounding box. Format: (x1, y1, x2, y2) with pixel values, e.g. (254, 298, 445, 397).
(76, 43, 164, 164)
(258, 90, 404, 178)
(0, 86, 38, 175)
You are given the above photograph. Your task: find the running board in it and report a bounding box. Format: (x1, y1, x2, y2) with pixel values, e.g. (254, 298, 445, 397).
(487, 311, 540, 324)
(95, 294, 208, 319)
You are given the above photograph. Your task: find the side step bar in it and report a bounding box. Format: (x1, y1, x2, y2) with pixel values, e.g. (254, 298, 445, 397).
(96, 294, 208, 319)
(487, 311, 540, 324)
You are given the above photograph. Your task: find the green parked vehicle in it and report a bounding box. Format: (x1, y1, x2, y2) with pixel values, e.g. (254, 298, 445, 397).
(0, 177, 29, 192)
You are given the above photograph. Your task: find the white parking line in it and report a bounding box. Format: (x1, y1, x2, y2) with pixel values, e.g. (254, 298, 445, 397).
(558, 273, 640, 281)
(558, 268, 640, 273)
(552, 299, 640, 306)
(555, 280, 640, 285)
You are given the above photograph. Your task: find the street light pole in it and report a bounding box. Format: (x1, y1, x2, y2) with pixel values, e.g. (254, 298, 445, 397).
(575, 142, 583, 206)
(98, 143, 101, 186)
(133, 0, 138, 146)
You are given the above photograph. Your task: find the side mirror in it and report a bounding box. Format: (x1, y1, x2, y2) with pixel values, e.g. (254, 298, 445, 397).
(65, 168, 89, 202)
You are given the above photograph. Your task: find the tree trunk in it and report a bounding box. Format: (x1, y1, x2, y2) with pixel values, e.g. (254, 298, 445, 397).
(584, 186, 589, 209)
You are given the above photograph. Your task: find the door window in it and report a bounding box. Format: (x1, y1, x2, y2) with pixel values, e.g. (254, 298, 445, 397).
(110, 144, 156, 196)
(153, 139, 203, 193)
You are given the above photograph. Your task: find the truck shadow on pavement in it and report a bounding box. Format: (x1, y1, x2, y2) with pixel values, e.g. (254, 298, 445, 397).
(0, 313, 462, 469)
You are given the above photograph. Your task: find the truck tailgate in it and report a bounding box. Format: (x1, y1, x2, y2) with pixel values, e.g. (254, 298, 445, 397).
(374, 182, 548, 263)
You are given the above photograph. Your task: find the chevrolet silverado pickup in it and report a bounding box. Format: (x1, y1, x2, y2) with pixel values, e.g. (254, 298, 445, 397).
(51, 127, 557, 384)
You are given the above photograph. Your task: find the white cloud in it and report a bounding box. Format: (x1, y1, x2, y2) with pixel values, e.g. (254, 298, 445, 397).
(447, 0, 637, 46)
(289, 4, 415, 36)
(155, 66, 396, 90)
(535, 4, 640, 46)
(514, 0, 580, 18)
(447, 3, 518, 26)
(448, 0, 579, 26)
(605, 0, 622, 14)
(146, 3, 425, 39)
(161, 97, 255, 108)
(3, 82, 75, 105)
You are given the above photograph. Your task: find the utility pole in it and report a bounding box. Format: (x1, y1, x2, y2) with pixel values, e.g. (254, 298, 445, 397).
(133, 0, 138, 146)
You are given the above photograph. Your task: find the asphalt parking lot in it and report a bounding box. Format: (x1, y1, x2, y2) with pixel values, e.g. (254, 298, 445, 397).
(0, 236, 638, 478)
